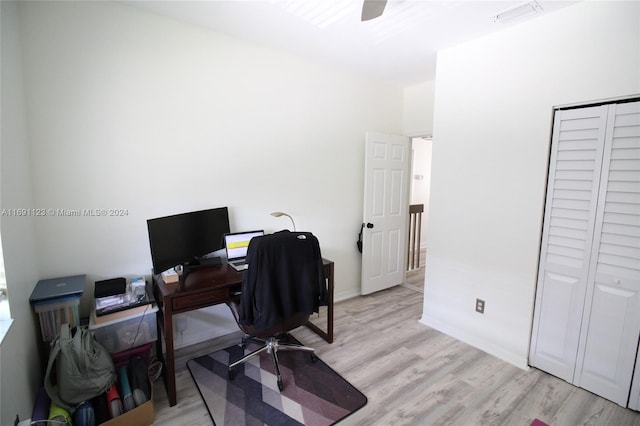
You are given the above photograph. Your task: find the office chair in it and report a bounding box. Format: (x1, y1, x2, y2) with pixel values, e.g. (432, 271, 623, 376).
(226, 230, 327, 391)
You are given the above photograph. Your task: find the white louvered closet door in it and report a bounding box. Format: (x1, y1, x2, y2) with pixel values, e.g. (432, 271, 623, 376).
(574, 101, 640, 406)
(530, 100, 640, 408)
(529, 105, 609, 382)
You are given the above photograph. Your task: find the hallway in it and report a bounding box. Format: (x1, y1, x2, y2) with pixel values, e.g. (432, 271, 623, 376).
(404, 248, 426, 292)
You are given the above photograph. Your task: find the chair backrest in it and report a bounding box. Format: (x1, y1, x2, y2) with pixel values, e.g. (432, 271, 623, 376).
(237, 231, 326, 335)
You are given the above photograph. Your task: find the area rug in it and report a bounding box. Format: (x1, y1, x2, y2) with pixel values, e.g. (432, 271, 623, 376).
(187, 336, 367, 425)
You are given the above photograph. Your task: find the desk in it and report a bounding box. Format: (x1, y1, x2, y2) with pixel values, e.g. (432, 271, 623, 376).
(153, 258, 334, 407)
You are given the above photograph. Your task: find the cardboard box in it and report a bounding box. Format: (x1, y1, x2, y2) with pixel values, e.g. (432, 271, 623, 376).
(161, 270, 179, 284)
(99, 379, 154, 426)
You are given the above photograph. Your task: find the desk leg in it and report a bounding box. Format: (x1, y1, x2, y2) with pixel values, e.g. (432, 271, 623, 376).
(326, 261, 334, 343)
(161, 302, 177, 406)
(306, 262, 334, 343)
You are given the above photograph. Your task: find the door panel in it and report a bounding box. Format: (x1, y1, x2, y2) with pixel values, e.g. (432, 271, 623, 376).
(577, 282, 640, 405)
(361, 132, 410, 295)
(531, 270, 584, 380)
(530, 106, 609, 380)
(575, 101, 640, 406)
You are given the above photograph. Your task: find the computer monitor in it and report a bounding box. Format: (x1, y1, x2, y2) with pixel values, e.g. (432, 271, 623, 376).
(146, 207, 230, 275)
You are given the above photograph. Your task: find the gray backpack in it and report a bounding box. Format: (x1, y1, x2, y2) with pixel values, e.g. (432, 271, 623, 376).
(44, 323, 116, 412)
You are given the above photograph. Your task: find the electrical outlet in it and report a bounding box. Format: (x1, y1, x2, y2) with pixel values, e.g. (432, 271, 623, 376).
(476, 298, 485, 314)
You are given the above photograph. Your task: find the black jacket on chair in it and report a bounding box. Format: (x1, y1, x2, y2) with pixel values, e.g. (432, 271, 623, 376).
(237, 230, 327, 333)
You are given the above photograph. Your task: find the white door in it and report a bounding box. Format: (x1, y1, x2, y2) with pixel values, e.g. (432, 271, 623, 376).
(629, 343, 640, 410)
(574, 101, 640, 406)
(361, 132, 410, 295)
(529, 106, 608, 381)
(530, 100, 640, 408)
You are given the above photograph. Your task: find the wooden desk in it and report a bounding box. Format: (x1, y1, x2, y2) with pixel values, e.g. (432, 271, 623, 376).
(152, 258, 334, 407)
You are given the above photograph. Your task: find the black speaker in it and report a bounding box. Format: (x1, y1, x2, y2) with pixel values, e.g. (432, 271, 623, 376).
(94, 277, 126, 298)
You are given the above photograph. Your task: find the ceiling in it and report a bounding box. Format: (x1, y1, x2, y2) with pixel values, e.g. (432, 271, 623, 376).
(121, 0, 579, 86)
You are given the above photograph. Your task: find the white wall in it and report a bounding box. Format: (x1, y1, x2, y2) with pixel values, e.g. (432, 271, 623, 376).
(0, 2, 42, 424)
(403, 80, 435, 137)
(17, 0, 403, 301)
(1, 1, 404, 420)
(422, 0, 640, 368)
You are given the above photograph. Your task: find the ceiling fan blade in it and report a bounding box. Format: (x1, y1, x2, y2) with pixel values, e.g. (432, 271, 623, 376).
(361, 0, 387, 21)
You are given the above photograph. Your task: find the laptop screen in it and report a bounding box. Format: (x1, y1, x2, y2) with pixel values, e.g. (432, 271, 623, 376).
(224, 230, 264, 261)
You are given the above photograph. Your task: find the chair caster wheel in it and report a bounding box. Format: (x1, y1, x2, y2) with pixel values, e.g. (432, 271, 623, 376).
(277, 380, 284, 391)
(228, 369, 236, 381)
(310, 353, 318, 363)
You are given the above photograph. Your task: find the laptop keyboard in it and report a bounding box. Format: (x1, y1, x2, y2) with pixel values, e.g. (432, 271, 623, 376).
(231, 260, 247, 270)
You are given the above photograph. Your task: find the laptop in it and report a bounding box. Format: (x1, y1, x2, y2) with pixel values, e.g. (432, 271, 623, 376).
(29, 274, 86, 303)
(224, 230, 264, 271)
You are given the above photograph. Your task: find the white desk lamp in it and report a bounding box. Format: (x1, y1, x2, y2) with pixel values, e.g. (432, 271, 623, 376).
(270, 211, 296, 231)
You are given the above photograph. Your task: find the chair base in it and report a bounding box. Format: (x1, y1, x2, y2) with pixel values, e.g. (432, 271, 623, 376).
(228, 333, 316, 391)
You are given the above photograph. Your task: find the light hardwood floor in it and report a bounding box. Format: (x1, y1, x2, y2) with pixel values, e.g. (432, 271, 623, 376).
(151, 267, 640, 425)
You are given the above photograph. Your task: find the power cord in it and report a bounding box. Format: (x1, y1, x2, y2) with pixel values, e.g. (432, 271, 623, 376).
(126, 303, 151, 352)
(122, 300, 163, 382)
(148, 358, 163, 382)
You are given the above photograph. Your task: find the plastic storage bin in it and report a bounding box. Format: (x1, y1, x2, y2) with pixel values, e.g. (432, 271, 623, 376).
(89, 305, 158, 353)
(111, 342, 153, 368)
(33, 296, 80, 342)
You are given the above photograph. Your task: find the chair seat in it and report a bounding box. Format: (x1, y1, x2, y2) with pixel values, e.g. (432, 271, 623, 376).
(227, 300, 310, 339)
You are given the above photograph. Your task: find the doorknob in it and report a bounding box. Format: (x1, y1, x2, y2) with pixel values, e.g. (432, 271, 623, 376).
(366, 223, 374, 228)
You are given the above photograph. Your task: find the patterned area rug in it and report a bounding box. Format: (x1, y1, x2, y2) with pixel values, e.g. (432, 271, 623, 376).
(187, 336, 367, 425)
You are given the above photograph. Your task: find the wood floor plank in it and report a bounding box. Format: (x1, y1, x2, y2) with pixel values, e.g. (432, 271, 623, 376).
(152, 273, 640, 425)
(494, 372, 575, 426)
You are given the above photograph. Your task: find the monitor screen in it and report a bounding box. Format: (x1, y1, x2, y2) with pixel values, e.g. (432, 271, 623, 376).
(147, 207, 230, 274)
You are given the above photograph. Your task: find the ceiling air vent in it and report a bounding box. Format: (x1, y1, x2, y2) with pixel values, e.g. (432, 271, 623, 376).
(493, 1, 543, 24)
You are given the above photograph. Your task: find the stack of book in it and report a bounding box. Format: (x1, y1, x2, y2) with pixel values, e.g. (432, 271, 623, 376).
(29, 274, 86, 342)
(93, 277, 153, 324)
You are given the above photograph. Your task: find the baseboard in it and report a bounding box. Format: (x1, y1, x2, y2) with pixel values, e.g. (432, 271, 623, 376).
(334, 288, 361, 303)
(420, 314, 530, 371)
(401, 282, 424, 293)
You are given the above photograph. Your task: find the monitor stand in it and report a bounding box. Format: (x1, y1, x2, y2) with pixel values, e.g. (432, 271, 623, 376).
(179, 257, 223, 287)
(197, 256, 222, 266)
